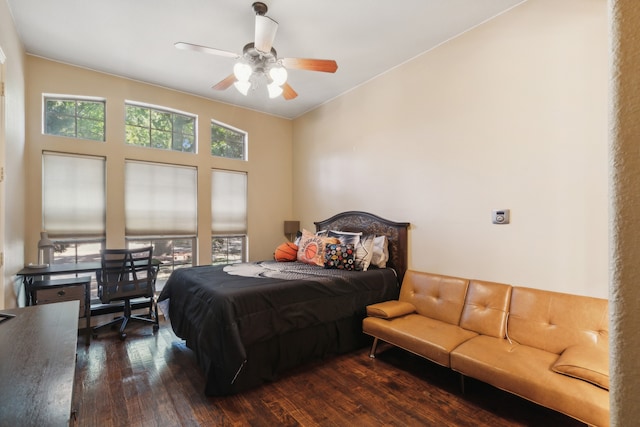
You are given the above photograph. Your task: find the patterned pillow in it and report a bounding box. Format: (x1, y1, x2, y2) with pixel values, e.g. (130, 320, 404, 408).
(324, 243, 356, 270)
(370, 235, 389, 268)
(297, 229, 340, 266)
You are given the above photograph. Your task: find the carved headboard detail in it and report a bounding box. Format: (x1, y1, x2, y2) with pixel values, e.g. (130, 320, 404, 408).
(315, 211, 410, 284)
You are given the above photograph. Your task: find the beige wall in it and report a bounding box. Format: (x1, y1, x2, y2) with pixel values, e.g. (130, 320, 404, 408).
(0, 0, 27, 309)
(24, 56, 293, 268)
(293, 0, 608, 298)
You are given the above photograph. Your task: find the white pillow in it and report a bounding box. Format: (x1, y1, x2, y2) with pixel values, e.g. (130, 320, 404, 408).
(371, 235, 389, 268)
(357, 234, 376, 271)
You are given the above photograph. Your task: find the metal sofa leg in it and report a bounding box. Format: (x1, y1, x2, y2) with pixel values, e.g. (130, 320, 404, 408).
(369, 337, 379, 359)
(459, 374, 466, 394)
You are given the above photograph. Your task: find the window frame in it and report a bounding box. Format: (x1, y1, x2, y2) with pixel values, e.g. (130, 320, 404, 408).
(124, 101, 197, 153)
(126, 236, 196, 290)
(211, 235, 247, 265)
(210, 120, 248, 161)
(43, 94, 106, 142)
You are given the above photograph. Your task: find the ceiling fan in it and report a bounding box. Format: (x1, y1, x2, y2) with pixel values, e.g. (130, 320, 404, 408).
(175, 2, 338, 100)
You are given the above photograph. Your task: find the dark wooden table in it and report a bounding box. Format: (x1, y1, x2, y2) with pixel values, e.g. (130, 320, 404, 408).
(0, 301, 79, 426)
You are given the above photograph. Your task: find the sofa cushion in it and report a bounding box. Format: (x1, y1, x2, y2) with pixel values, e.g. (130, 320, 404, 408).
(398, 271, 469, 326)
(363, 314, 477, 367)
(507, 287, 609, 354)
(552, 344, 609, 390)
(366, 300, 416, 319)
(459, 279, 512, 338)
(450, 335, 609, 427)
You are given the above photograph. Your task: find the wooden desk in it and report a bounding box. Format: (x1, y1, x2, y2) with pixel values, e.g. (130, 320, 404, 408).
(16, 261, 158, 317)
(0, 301, 79, 426)
(16, 262, 100, 306)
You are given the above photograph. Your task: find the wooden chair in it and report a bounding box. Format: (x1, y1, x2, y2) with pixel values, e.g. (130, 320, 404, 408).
(92, 246, 159, 340)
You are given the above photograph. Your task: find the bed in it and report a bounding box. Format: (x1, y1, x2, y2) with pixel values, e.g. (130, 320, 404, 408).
(159, 211, 410, 395)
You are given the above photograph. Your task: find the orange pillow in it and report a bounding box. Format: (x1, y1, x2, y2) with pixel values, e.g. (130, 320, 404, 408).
(274, 241, 298, 262)
(296, 229, 339, 266)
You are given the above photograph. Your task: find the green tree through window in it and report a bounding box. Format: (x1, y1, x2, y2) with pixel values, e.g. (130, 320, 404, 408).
(125, 104, 196, 153)
(211, 121, 246, 160)
(45, 97, 105, 141)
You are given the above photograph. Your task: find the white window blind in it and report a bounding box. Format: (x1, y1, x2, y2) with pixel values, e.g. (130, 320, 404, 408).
(125, 161, 197, 236)
(42, 152, 106, 236)
(211, 169, 247, 234)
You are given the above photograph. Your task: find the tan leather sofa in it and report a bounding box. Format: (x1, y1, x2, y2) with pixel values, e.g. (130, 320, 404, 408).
(363, 270, 609, 427)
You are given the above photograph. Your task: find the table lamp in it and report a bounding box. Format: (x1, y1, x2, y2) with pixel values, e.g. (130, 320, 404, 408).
(38, 231, 54, 265)
(284, 221, 300, 242)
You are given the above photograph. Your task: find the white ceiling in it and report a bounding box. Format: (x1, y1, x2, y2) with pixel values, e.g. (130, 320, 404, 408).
(7, 0, 525, 119)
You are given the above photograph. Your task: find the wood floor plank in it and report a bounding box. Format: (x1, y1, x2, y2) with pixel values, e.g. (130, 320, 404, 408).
(73, 319, 585, 427)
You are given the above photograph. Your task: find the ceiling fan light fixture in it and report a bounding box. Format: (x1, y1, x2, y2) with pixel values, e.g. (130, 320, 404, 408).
(269, 65, 288, 86)
(233, 62, 253, 82)
(234, 80, 251, 96)
(267, 82, 283, 99)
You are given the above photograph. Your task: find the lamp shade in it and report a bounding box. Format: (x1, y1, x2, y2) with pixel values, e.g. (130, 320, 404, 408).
(233, 62, 253, 82)
(284, 220, 300, 234)
(234, 80, 251, 96)
(267, 82, 283, 99)
(269, 65, 288, 86)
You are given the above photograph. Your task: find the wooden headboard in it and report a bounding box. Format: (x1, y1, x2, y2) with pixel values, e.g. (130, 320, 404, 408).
(314, 211, 410, 283)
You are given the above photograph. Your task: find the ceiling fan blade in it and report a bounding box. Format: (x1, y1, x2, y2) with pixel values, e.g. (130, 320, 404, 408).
(255, 15, 278, 53)
(212, 74, 237, 91)
(282, 83, 298, 100)
(281, 58, 338, 73)
(174, 42, 240, 59)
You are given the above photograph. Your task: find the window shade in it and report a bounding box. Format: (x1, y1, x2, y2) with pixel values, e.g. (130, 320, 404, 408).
(42, 152, 106, 236)
(125, 161, 197, 236)
(211, 169, 247, 234)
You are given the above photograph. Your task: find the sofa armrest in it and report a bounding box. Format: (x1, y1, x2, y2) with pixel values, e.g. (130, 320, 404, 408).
(366, 300, 416, 319)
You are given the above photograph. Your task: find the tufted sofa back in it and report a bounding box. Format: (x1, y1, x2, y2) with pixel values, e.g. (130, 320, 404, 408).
(507, 286, 609, 354)
(398, 270, 469, 325)
(459, 280, 512, 339)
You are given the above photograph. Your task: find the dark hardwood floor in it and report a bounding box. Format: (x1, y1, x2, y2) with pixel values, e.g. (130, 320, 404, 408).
(73, 319, 584, 427)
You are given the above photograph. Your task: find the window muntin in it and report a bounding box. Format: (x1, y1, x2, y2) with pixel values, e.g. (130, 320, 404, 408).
(125, 103, 196, 153)
(44, 96, 105, 141)
(211, 121, 247, 160)
(212, 236, 246, 265)
(125, 161, 198, 236)
(42, 152, 106, 237)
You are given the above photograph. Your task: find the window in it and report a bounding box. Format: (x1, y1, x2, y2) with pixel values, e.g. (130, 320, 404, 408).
(49, 238, 105, 299)
(42, 152, 106, 237)
(127, 238, 193, 291)
(212, 236, 245, 265)
(125, 103, 196, 153)
(44, 96, 105, 141)
(211, 121, 247, 160)
(211, 169, 248, 264)
(124, 161, 198, 236)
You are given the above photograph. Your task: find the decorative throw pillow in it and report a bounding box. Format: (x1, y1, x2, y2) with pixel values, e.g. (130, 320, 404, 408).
(552, 344, 609, 390)
(327, 230, 377, 271)
(324, 243, 356, 270)
(274, 241, 298, 262)
(370, 235, 389, 268)
(355, 234, 375, 271)
(328, 230, 362, 245)
(297, 229, 340, 266)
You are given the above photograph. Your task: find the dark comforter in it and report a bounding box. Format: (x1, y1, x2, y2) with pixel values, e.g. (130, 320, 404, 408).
(158, 260, 399, 395)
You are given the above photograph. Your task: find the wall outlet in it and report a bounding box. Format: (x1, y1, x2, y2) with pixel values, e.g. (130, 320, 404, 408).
(492, 209, 510, 224)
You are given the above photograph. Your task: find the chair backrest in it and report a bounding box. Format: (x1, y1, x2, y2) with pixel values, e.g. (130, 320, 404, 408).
(97, 246, 156, 304)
